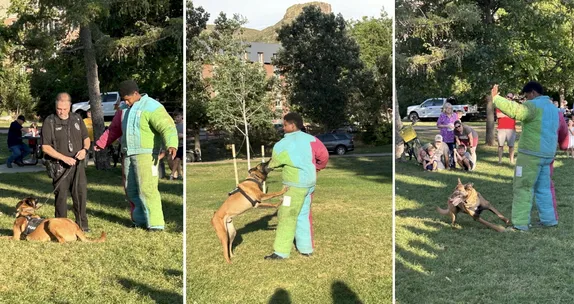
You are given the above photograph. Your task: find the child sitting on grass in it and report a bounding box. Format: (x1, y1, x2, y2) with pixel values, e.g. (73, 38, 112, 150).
(422, 144, 438, 171)
(455, 144, 473, 171)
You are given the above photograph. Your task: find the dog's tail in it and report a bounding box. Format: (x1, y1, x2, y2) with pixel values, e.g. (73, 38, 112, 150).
(76, 230, 107, 243)
(436, 206, 450, 215)
(211, 213, 231, 263)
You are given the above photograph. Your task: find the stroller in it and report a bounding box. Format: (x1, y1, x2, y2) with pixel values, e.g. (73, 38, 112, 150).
(399, 123, 423, 163)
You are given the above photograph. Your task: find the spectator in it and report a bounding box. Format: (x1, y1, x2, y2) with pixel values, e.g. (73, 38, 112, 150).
(497, 93, 517, 164)
(453, 120, 478, 170)
(6, 115, 31, 168)
(433, 134, 450, 170)
(455, 144, 473, 171)
(436, 102, 458, 168)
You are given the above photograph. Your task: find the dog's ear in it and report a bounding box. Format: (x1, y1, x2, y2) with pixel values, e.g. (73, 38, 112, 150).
(15, 200, 25, 210)
(457, 178, 462, 185)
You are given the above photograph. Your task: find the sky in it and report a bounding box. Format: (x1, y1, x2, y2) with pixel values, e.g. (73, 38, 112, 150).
(192, 0, 394, 30)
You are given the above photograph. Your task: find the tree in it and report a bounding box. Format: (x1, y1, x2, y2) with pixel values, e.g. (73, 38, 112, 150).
(8, 0, 183, 169)
(0, 65, 36, 117)
(187, 2, 210, 155)
(274, 5, 363, 131)
(206, 14, 277, 169)
(348, 12, 393, 128)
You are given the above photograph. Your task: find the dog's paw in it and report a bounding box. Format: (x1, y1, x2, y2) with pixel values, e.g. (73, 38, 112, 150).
(281, 186, 289, 193)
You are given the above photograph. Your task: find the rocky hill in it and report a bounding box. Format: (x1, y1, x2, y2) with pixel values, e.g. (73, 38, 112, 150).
(206, 2, 332, 43)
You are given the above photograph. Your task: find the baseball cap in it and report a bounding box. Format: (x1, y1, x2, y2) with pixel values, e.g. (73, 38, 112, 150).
(435, 134, 443, 142)
(17, 115, 26, 122)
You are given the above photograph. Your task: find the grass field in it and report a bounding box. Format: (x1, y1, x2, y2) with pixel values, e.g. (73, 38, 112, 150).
(395, 127, 574, 303)
(0, 165, 183, 303)
(187, 156, 392, 303)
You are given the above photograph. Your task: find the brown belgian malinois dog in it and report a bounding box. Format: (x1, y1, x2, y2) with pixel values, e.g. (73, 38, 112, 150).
(436, 178, 511, 232)
(6, 198, 106, 243)
(211, 160, 288, 263)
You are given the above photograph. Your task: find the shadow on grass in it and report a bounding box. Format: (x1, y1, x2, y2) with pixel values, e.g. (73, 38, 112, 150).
(233, 211, 278, 250)
(332, 281, 363, 304)
(269, 288, 291, 304)
(327, 157, 391, 185)
(0, 228, 12, 236)
(118, 277, 182, 303)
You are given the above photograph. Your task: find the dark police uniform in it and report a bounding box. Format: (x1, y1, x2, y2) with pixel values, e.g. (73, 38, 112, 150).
(41, 113, 90, 230)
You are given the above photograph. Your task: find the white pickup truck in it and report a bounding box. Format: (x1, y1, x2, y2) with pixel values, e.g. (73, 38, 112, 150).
(406, 98, 479, 122)
(71, 92, 120, 119)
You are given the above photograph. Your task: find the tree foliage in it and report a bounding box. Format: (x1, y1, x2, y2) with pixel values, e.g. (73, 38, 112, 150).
(396, 0, 574, 144)
(274, 5, 363, 131)
(206, 14, 278, 168)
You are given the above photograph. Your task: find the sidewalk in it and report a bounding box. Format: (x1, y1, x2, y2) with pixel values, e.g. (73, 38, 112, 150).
(188, 152, 391, 165)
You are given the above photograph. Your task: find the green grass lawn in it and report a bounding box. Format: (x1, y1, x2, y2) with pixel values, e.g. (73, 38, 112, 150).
(349, 143, 391, 154)
(187, 156, 392, 303)
(395, 131, 574, 303)
(0, 166, 183, 303)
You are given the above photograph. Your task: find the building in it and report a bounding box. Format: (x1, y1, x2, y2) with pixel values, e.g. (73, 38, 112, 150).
(201, 42, 288, 124)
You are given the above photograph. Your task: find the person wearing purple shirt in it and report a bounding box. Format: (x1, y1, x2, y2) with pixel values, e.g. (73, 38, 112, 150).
(436, 102, 458, 168)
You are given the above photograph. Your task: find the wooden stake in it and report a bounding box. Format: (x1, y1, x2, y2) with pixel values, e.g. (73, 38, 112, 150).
(232, 144, 239, 186)
(261, 145, 266, 193)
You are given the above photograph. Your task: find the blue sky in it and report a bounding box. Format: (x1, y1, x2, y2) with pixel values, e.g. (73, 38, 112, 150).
(191, 0, 393, 30)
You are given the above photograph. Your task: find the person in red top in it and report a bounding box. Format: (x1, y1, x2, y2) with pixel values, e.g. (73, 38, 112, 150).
(496, 93, 517, 163)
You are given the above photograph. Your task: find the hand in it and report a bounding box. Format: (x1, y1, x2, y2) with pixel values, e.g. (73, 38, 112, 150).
(94, 145, 103, 152)
(75, 149, 87, 161)
(491, 84, 499, 99)
(167, 147, 177, 160)
(62, 156, 77, 166)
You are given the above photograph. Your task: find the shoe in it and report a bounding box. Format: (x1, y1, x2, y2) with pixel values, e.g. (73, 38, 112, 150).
(300, 253, 312, 257)
(264, 253, 285, 260)
(168, 175, 174, 180)
(6, 163, 12, 168)
(14, 160, 24, 167)
(82, 228, 91, 233)
(146, 228, 164, 232)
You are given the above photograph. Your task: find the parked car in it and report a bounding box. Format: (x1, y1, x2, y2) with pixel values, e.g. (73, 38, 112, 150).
(406, 98, 478, 122)
(316, 133, 354, 155)
(72, 92, 120, 119)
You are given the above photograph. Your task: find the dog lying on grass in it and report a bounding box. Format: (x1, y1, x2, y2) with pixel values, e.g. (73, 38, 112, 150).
(3, 197, 106, 243)
(436, 178, 511, 232)
(211, 161, 287, 263)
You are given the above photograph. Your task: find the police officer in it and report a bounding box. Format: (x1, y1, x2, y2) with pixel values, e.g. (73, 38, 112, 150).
(41, 92, 91, 232)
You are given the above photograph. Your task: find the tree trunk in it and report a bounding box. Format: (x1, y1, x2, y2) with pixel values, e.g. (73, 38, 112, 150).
(80, 24, 110, 170)
(394, 93, 405, 161)
(485, 94, 495, 146)
(80, 24, 109, 170)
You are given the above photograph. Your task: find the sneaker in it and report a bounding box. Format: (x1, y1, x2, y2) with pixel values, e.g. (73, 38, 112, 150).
(168, 175, 174, 180)
(14, 160, 24, 167)
(82, 228, 91, 233)
(300, 253, 312, 257)
(264, 253, 285, 260)
(6, 163, 12, 168)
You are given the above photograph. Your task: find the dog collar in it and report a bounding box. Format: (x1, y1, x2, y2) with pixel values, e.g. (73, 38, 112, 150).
(245, 178, 263, 191)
